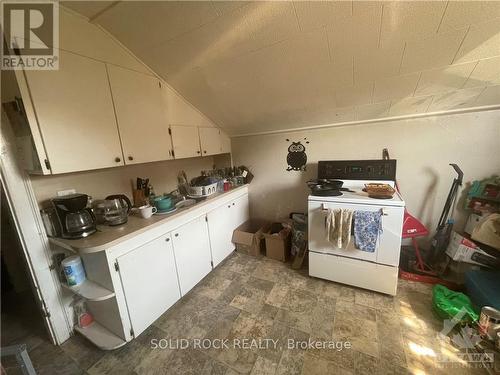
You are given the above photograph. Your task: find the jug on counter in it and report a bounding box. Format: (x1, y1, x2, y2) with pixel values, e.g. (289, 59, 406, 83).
(93, 194, 132, 226)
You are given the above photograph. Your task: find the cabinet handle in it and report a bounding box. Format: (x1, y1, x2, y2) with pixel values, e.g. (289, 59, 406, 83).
(232, 203, 235, 206)
(128, 156, 133, 161)
(227, 205, 230, 208)
(115, 157, 121, 163)
(197, 150, 201, 154)
(165, 238, 170, 242)
(203, 150, 207, 154)
(175, 233, 179, 237)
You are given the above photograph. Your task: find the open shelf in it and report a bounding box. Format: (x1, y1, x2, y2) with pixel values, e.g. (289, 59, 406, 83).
(75, 322, 127, 351)
(61, 279, 115, 301)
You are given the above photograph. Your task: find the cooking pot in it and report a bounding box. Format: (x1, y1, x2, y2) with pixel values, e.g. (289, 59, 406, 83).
(93, 194, 132, 226)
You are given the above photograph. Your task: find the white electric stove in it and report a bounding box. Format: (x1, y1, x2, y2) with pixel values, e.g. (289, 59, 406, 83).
(308, 160, 405, 295)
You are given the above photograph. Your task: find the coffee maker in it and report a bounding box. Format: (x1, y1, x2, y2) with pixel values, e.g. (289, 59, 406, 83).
(52, 194, 96, 239)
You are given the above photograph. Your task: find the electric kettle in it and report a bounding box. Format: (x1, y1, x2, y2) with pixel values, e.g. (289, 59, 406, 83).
(93, 194, 132, 226)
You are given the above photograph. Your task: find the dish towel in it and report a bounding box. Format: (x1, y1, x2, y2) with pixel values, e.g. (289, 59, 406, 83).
(325, 209, 353, 248)
(353, 210, 383, 252)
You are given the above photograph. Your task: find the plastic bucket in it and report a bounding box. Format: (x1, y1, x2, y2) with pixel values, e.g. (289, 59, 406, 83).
(62, 255, 86, 286)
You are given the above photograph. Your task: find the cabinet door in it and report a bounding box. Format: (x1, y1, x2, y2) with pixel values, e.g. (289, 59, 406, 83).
(107, 65, 172, 164)
(170, 125, 202, 159)
(221, 131, 231, 154)
(172, 216, 212, 295)
(117, 234, 180, 336)
(199, 127, 222, 156)
(207, 203, 233, 267)
(231, 194, 250, 229)
(24, 51, 124, 173)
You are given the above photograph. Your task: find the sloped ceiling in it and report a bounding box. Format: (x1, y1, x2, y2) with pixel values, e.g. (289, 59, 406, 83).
(63, 1, 500, 135)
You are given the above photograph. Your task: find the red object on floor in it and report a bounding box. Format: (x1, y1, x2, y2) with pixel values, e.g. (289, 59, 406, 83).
(402, 211, 429, 239)
(402, 211, 429, 271)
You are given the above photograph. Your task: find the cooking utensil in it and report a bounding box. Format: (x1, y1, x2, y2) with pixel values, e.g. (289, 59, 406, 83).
(94, 194, 132, 226)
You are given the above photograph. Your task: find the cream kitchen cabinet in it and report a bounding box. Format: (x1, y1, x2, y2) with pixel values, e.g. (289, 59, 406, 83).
(116, 233, 181, 336)
(199, 127, 222, 156)
(221, 131, 231, 154)
(107, 66, 172, 164)
(21, 51, 124, 174)
(169, 125, 201, 159)
(207, 194, 250, 266)
(171, 215, 212, 295)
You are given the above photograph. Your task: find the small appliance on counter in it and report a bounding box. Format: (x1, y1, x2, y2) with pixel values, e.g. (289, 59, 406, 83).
(93, 194, 132, 226)
(52, 194, 96, 239)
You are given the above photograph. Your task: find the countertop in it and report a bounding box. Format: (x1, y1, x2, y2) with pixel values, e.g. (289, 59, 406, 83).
(49, 185, 248, 254)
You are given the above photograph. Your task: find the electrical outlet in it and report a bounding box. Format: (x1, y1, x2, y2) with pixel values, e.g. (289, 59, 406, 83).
(57, 189, 76, 197)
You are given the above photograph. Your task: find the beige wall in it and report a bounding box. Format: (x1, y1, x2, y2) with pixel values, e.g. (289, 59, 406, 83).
(30, 157, 216, 206)
(231, 109, 500, 234)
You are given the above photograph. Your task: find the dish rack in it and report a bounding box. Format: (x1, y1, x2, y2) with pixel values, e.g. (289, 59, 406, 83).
(187, 182, 218, 197)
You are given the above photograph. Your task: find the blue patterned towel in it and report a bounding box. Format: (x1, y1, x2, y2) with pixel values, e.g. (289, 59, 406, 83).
(353, 211, 383, 253)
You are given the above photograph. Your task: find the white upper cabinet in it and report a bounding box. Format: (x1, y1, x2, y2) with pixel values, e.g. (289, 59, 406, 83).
(169, 125, 201, 159)
(199, 127, 222, 156)
(107, 66, 172, 164)
(221, 131, 231, 154)
(23, 51, 124, 174)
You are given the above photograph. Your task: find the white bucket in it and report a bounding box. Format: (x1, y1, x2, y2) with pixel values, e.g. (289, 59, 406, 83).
(61, 255, 86, 286)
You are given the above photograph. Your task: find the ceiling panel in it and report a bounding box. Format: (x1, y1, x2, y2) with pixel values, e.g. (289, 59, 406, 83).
(427, 87, 485, 112)
(373, 73, 420, 103)
(94, 1, 218, 53)
(439, 1, 500, 33)
(293, 0, 351, 32)
(454, 17, 500, 63)
(335, 82, 373, 108)
(389, 95, 433, 116)
(463, 56, 500, 89)
(379, 1, 447, 49)
(355, 101, 391, 121)
(414, 62, 477, 96)
(400, 28, 468, 74)
(474, 85, 500, 107)
(354, 42, 404, 83)
(62, 1, 500, 135)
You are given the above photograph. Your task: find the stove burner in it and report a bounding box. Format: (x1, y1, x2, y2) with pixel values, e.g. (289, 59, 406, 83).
(368, 195, 393, 199)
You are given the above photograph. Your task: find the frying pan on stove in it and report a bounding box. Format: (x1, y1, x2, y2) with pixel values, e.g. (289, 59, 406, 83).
(306, 179, 344, 189)
(307, 179, 344, 196)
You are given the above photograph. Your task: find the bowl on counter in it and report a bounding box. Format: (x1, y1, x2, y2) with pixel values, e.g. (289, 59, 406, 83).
(152, 195, 174, 212)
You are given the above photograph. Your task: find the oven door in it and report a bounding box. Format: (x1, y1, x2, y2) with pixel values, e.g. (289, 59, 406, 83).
(308, 200, 404, 266)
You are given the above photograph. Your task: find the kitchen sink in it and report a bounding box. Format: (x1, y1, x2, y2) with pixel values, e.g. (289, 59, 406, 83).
(175, 199, 197, 210)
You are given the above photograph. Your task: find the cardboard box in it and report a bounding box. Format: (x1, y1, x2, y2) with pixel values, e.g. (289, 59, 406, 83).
(263, 223, 291, 262)
(446, 232, 497, 267)
(232, 220, 269, 257)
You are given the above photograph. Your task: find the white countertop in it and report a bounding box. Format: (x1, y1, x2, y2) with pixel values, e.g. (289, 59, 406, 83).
(49, 185, 248, 254)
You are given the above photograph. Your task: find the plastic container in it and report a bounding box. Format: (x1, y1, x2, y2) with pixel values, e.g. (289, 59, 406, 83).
(61, 256, 86, 286)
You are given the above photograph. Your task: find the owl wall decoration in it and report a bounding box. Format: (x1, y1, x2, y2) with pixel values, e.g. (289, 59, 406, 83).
(286, 138, 309, 171)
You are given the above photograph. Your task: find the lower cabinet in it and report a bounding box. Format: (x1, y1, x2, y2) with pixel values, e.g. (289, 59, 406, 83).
(115, 191, 249, 339)
(207, 194, 250, 267)
(117, 234, 181, 336)
(172, 215, 212, 295)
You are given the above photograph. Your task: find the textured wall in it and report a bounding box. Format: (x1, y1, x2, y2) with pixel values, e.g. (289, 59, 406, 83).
(232, 109, 500, 235)
(30, 157, 216, 206)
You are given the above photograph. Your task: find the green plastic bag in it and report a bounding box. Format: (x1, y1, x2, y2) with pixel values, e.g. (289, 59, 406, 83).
(432, 284, 479, 323)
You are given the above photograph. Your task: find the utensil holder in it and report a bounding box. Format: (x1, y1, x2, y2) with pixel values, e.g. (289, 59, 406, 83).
(132, 189, 148, 207)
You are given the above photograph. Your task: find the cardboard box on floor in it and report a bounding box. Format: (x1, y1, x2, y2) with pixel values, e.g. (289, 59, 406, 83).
(232, 220, 269, 256)
(263, 223, 291, 262)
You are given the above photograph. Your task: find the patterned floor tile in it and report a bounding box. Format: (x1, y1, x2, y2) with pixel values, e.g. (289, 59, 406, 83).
(5, 252, 486, 375)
